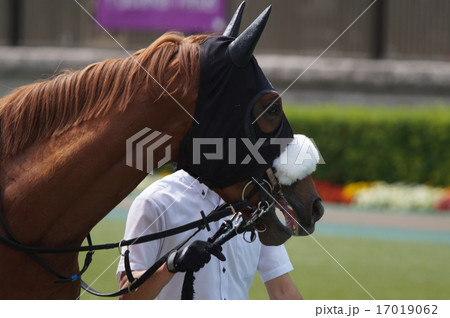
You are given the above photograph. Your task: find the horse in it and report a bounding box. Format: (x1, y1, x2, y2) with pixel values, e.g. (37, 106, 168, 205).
(0, 3, 323, 299)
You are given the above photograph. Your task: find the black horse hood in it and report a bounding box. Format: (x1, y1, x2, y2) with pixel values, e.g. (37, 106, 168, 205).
(179, 5, 293, 189)
(181, 35, 293, 189)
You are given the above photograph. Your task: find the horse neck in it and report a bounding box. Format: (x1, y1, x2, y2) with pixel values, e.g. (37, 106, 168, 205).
(1, 96, 194, 247)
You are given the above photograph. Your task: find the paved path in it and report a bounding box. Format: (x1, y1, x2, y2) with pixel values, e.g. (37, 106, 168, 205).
(322, 203, 450, 232)
(319, 204, 450, 244)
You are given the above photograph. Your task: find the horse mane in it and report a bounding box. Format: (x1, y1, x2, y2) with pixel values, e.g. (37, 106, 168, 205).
(0, 32, 209, 159)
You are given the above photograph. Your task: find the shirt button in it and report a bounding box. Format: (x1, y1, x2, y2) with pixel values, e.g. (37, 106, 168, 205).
(222, 267, 226, 273)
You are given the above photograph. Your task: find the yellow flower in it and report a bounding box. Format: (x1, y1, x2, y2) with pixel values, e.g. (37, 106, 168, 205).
(342, 182, 375, 202)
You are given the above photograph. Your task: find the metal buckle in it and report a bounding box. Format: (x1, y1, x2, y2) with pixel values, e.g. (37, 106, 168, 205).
(256, 223, 267, 233)
(128, 278, 139, 294)
(241, 179, 273, 204)
(118, 240, 127, 256)
(243, 230, 257, 243)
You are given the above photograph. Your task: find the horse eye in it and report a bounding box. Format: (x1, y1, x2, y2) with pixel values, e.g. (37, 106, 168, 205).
(265, 103, 281, 115)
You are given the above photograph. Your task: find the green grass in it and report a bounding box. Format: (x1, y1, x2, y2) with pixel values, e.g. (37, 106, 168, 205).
(250, 235, 450, 300)
(79, 218, 450, 300)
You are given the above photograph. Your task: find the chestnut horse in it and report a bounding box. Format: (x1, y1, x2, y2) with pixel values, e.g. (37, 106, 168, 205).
(0, 4, 323, 299)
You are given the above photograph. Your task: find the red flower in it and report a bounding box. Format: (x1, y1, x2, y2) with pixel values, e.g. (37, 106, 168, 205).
(313, 180, 351, 204)
(435, 195, 450, 212)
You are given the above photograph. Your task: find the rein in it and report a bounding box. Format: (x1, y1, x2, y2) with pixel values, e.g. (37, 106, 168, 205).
(0, 169, 279, 299)
(0, 204, 240, 254)
(0, 200, 246, 295)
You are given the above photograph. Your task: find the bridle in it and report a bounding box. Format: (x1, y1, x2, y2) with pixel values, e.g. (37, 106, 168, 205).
(0, 168, 280, 299)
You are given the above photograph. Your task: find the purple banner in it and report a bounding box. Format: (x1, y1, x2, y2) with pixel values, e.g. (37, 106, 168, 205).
(96, 0, 227, 32)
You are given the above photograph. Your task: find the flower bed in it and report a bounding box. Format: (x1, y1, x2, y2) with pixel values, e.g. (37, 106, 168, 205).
(314, 180, 450, 213)
(285, 105, 450, 186)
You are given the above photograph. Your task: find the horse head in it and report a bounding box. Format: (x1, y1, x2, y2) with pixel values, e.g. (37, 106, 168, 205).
(210, 135, 324, 246)
(180, 3, 324, 246)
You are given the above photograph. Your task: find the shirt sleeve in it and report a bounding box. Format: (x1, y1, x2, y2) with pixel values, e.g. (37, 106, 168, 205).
(257, 244, 294, 283)
(116, 194, 166, 281)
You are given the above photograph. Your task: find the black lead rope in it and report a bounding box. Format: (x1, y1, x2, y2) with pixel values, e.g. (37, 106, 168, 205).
(82, 226, 204, 298)
(0, 205, 95, 283)
(0, 201, 246, 298)
(78, 201, 246, 297)
(0, 177, 273, 299)
(0, 202, 243, 254)
(81, 251, 169, 297)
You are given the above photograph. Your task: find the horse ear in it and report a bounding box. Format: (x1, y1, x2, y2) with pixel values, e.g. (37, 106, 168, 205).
(223, 1, 246, 37)
(228, 5, 272, 68)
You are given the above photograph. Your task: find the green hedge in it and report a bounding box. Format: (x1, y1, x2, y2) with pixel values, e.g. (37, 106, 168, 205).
(284, 105, 450, 186)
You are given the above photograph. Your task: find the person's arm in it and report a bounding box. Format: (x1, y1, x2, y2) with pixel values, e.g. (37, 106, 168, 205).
(118, 241, 225, 299)
(264, 273, 303, 300)
(118, 263, 174, 300)
(117, 193, 172, 300)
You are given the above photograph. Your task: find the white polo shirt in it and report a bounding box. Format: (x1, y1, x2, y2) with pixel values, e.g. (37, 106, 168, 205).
(117, 170, 293, 300)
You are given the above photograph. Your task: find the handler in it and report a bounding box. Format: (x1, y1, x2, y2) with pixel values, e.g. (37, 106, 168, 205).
(116, 169, 302, 300)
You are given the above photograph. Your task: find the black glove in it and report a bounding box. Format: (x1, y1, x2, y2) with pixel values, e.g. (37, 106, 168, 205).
(166, 240, 226, 273)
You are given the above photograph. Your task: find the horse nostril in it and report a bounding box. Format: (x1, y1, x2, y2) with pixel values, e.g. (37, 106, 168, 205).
(312, 198, 324, 222)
